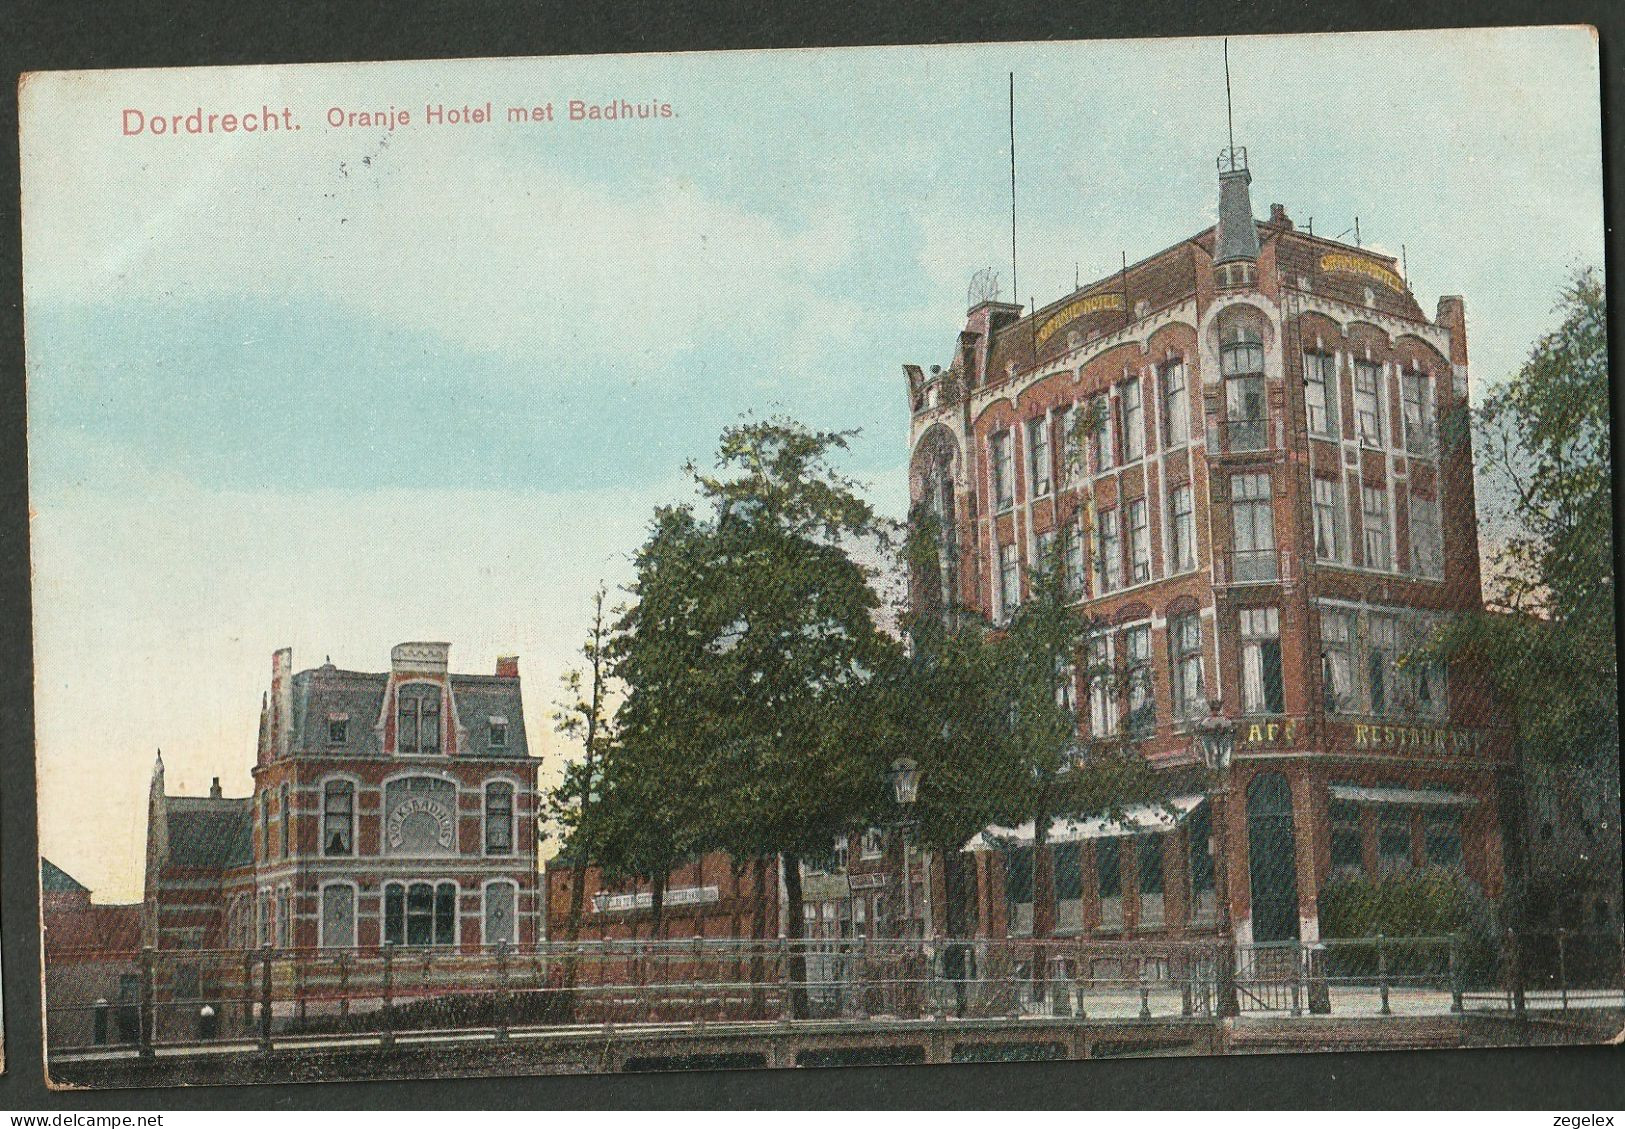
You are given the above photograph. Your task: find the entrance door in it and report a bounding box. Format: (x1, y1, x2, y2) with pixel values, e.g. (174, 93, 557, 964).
(1246, 772, 1300, 943)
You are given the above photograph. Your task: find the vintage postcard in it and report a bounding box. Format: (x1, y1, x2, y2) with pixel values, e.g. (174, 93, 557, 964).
(20, 27, 1619, 1090)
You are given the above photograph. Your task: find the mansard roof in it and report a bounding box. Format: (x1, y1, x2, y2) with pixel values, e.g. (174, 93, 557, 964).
(288, 664, 531, 759)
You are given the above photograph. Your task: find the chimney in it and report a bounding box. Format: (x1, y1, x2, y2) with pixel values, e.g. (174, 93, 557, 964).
(1267, 203, 1293, 230)
(496, 655, 520, 679)
(1212, 148, 1260, 285)
(209, 777, 222, 799)
(271, 648, 293, 762)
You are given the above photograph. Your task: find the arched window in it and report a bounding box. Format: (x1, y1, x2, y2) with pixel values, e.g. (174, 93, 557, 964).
(323, 780, 355, 856)
(260, 792, 270, 861)
(396, 684, 442, 754)
(384, 880, 457, 946)
(321, 883, 356, 948)
(484, 781, 515, 855)
(484, 881, 517, 947)
(1221, 321, 1267, 451)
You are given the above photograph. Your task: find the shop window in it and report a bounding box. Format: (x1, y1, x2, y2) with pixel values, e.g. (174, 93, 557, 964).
(1187, 804, 1216, 922)
(1424, 811, 1463, 869)
(385, 880, 458, 946)
(1096, 839, 1123, 931)
(1378, 810, 1413, 875)
(1005, 845, 1034, 937)
(1330, 799, 1364, 879)
(1138, 836, 1165, 928)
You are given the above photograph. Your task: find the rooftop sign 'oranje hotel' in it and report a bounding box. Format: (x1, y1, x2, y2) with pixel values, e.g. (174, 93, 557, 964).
(1319, 251, 1405, 293)
(1035, 291, 1126, 348)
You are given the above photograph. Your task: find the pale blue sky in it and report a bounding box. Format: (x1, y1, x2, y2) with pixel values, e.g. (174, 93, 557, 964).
(22, 28, 1605, 899)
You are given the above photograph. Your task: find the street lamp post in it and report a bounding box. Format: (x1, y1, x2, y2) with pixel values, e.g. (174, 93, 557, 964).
(1195, 700, 1240, 1019)
(887, 757, 921, 1014)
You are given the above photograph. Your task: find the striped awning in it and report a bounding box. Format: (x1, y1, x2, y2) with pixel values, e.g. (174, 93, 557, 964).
(1328, 784, 1478, 807)
(969, 794, 1206, 851)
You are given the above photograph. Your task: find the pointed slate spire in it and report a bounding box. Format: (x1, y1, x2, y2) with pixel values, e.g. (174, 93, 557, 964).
(1213, 147, 1260, 268)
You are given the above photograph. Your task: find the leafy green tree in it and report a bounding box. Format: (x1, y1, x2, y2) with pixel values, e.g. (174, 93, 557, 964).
(1433, 267, 1615, 769)
(545, 584, 615, 946)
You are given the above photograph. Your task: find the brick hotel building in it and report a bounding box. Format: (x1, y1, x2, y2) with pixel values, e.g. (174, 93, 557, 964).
(903, 146, 1512, 947)
(142, 642, 542, 958)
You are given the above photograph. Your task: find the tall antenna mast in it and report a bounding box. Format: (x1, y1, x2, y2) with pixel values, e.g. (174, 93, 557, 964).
(1009, 72, 1019, 310)
(1224, 38, 1235, 153)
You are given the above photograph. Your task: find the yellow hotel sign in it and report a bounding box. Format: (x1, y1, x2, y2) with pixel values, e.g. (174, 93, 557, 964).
(1319, 252, 1404, 293)
(1035, 291, 1125, 348)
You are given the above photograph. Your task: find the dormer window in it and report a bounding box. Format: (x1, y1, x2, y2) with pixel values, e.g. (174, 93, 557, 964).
(327, 716, 348, 745)
(397, 686, 442, 754)
(489, 718, 508, 748)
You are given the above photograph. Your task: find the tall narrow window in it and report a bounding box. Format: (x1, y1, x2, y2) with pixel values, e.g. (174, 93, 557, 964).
(1127, 498, 1151, 584)
(260, 792, 270, 860)
(397, 686, 443, 754)
(1124, 624, 1154, 737)
(1424, 810, 1462, 868)
(1091, 396, 1114, 472)
(1170, 612, 1205, 721)
(1312, 476, 1347, 562)
(321, 884, 356, 949)
(1059, 404, 1081, 484)
(1034, 528, 1056, 578)
(1401, 370, 1437, 457)
(1354, 360, 1385, 447)
(1027, 417, 1051, 497)
(1087, 633, 1118, 738)
(1362, 485, 1392, 570)
(1064, 516, 1086, 598)
(1367, 613, 1398, 715)
(991, 431, 1014, 511)
(484, 881, 517, 947)
(323, 780, 354, 856)
(1121, 377, 1145, 462)
(1161, 359, 1189, 448)
(1095, 507, 1121, 593)
(998, 542, 1020, 617)
(1168, 483, 1195, 573)
(485, 782, 515, 855)
(257, 890, 269, 948)
(1240, 607, 1283, 714)
(1305, 352, 1340, 437)
(1409, 491, 1443, 578)
(1230, 472, 1277, 582)
(279, 782, 291, 858)
(1222, 325, 1267, 451)
(1320, 608, 1355, 713)
(276, 886, 291, 948)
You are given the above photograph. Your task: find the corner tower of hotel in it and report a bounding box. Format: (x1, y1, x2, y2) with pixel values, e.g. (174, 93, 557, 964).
(904, 139, 1510, 946)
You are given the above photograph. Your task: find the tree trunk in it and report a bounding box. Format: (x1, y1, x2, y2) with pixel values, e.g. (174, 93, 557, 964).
(1031, 814, 1056, 1004)
(559, 864, 590, 1022)
(781, 853, 810, 1019)
(649, 870, 667, 942)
